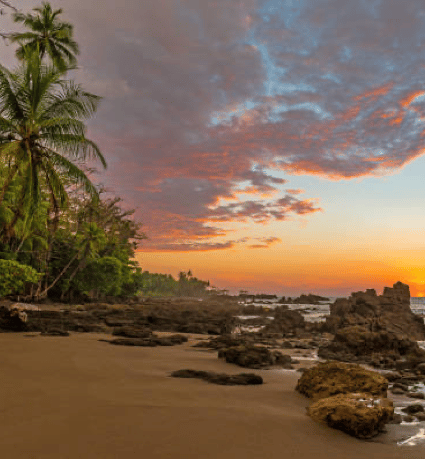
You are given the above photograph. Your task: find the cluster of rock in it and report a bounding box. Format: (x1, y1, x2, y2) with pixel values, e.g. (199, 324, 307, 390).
(296, 361, 393, 438)
(170, 369, 263, 385)
(104, 326, 188, 347)
(0, 297, 242, 336)
(278, 294, 330, 305)
(318, 282, 425, 369)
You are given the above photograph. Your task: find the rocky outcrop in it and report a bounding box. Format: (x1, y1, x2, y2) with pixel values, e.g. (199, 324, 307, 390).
(278, 294, 330, 304)
(261, 306, 306, 336)
(307, 393, 393, 439)
(317, 326, 425, 368)
(0, 306, 28, 331)
(218, 344, 292, 369)
(323, 282, 425, 340)
(170, 369, 263, 385)
(292, 294, 330, 304)
(295, 361, 389, 400)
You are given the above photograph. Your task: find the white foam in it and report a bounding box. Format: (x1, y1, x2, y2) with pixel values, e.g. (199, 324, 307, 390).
(398, 428, 425, 446)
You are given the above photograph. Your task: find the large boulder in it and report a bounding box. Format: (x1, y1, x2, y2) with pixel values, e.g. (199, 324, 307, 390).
(307, 393, 394, 439)
(0, 306, 27, 331)
(295, 361, 389, 400)
(324, 282, 425, 340)
(218, 344, 292, 369)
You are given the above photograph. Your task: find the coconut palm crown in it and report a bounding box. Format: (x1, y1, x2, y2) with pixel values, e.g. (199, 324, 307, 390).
(0, 49, 106, 219)
(9, 2, 79, 70)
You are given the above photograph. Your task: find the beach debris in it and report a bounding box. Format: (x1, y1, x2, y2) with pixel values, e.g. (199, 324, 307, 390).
(218, 344, 292, 369)
(295, 361, 389, 400)
(307, 393, 393, 439)
(170, 369, 263, 385)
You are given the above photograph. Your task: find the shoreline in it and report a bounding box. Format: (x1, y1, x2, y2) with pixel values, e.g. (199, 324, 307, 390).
(0, 332, 424, 459)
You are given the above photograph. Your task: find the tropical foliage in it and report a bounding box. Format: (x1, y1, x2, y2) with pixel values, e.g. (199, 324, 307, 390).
(0, 1, 214, 301)
(10, 2, 79, 70)
(0, 258, 40, 297)
(138, 270, 211, 297)
(0, 2, 147, 301)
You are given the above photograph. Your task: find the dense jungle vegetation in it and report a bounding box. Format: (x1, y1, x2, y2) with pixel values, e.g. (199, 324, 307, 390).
(0, 2, 212, 301)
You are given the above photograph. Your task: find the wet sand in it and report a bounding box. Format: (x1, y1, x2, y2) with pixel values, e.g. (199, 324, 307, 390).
(0, 332, 423, 459)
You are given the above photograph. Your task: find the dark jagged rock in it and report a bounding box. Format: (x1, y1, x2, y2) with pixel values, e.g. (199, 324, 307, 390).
(317, 326, 425, 368)
(402, 404, 425, 414)
(296, 361, 389, 400)
(170, 369, 263, 385)
(260, 305, 305, 336)
(291, 294, 330, 304)
(0, 306, 28, 331)
(323, 282, 425, 340)
(218, 344, 292, 369)
(307, 393, 393, 439)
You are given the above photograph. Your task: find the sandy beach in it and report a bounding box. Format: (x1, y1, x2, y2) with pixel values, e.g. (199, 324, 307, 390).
(0, 332, 422, 459)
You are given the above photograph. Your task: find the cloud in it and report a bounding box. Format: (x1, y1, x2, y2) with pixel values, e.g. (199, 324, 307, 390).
(3, 0, 425, 251)
(248, 236, 282, 249)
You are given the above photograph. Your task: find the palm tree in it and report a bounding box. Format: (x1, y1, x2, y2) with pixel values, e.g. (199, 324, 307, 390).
(0, 49, 106, 233)
(9, 2, 79, 70)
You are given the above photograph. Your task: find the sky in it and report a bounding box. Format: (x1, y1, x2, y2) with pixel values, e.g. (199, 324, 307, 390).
(2, 0, 425, 296)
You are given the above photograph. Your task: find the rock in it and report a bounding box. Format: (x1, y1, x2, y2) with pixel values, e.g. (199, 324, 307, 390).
(107, 338, 158, 347)
(218, 345, 292, 369)
(192, 334, 250, 350)
(407, 392, 425, 399)
(392, 382, 409, 391)
(261, 306, 305, 335)
(40, 328, 70, 336)
(323, 282, 425, 341)
(415, 412, 425, 421)
(170, 369, 263, 385)
(291, 294, 330, 304)
(416, 363, 425, 375)
(0, 306, 27, 331)
(295, 361, 389, 400)
(112, 326, 152, 338)
(402, 415, 416, 423)
(308, 393, 393, 439)
(106, 334, 188, 347)
(391, 387, 406, 395)
(402, 404, 425, 415)
(318, 326, 425, 368)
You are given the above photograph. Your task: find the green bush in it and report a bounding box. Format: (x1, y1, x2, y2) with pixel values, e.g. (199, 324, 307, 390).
(77, 256, 124, 297)
(0, 259, 41, 297)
